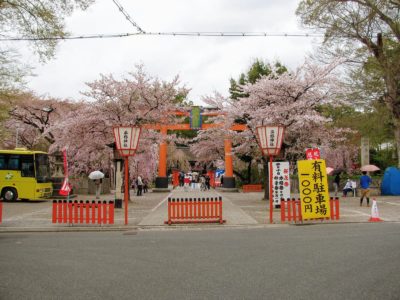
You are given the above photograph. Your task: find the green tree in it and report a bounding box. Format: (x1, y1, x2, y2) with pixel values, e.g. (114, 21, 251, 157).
(296, 0, 400, 166)
(320, 100, 395, 169)
(0, 0, 95, 146)
(229, 60, 287, 100)
(0, 0, 94, 96)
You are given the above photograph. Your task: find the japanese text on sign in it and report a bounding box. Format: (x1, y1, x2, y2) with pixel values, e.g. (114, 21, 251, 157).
(123, 130, 129, 148)
(269, 129, 275, 147)
(298, 159, 331, 219)
(269, 162, 290, 205)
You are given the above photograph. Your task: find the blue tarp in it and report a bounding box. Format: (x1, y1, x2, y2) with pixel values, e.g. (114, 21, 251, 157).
(381, 167, 400, 195)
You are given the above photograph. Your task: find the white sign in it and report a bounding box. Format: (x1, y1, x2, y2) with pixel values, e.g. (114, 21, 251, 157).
(113, 126, 141, 156)
(269, 161, 291, 206)
(256, 125, 284, 156)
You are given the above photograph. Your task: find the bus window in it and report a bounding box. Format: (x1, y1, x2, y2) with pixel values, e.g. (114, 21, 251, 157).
(0, 155, 6, 170)
(21, 155, 35, 177)
(35, 154, 51, 183)
(8, 155, 20, 170)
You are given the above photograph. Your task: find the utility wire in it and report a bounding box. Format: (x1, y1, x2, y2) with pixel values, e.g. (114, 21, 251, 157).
(0, 31, 324, 41)
(111, 0, 145, 33)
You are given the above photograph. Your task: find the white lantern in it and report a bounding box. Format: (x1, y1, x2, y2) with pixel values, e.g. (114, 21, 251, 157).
(256, 125, 285, 156)
(113, 126, 141, 157)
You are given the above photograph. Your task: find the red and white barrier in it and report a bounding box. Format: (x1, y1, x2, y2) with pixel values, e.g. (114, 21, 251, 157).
(52, 200, 114, 225)
(165, 197, 225, 225)
(280, 197, 340, 223)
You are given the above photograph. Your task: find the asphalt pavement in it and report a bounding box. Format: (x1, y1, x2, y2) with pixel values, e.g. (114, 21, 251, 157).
(1, 186, 400, 231)
(1, 224, 400, 299)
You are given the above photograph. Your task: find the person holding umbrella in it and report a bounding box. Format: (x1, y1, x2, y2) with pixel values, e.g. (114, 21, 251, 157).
(360, 171, 372, 207)
(89, 170, 105, 200)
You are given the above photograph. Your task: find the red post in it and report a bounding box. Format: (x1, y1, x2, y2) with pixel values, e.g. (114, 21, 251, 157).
(171, 198, 176, 219)
(329, 197, 334, 220)
(73, 200, 78, 223)
(68, 201, 73, 224)
(280, 199, 285, 222)
(292, 198, 297, 222)
(79, 201, 84, 223)
(219, 196, 223, 224)
(124, 157, 129, 225)
(210, 198, 214, 219)
(167, 198, 171, 224)
(269, 156, 273, 223)
(188, 198, 192, 220)
(185, 198, 189, 219)
(52, 200, 57, 223)
(91, 201, 96, 224)
(287, 198, 292, 221)
(180, 198, 184, 220)
(57, 200, 63, 223)
(194, 198, 198, 219)
(207, 198, 211, 219)
(85, 201, 90, 224)
(63, 200, 68, 223)
(102, 201, 107, 224)
(109, 201, 115, 224)
(97, 201, 102, 224)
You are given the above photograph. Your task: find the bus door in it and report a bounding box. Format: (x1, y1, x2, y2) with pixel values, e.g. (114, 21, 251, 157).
(12, 154, 36, 199)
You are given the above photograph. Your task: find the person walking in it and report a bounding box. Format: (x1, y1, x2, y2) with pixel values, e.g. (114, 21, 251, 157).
(360, 171, 372, 207)
(205, 174, 211, 190)
(143, 178, 148, 193)
(137, 175, 143, 196)
(333, 173, 341, 197)
(94, 179, 102, 200)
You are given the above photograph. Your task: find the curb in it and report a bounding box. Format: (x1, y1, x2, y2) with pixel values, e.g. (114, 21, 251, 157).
(1, 220, 396, 233)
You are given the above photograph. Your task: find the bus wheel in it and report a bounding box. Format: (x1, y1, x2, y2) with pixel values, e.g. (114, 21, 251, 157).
(2, 188, 17, 202)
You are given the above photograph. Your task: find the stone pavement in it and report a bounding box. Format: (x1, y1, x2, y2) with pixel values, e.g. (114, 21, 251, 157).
(0, 186, 399, 232)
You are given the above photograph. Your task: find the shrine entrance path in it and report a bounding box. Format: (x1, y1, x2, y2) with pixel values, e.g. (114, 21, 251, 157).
(138, 187, 258, 227)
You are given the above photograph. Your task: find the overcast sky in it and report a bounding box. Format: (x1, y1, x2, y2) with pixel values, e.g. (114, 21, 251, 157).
(23, 0, 322, 105)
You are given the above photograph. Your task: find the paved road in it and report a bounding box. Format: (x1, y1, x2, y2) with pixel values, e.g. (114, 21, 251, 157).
(1, 223, 400, 300)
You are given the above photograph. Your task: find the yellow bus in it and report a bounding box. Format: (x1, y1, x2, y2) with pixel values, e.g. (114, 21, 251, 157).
(0, 148, 53, 201)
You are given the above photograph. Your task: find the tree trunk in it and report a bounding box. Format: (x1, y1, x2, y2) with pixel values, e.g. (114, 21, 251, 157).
(247, 160, 252, 184)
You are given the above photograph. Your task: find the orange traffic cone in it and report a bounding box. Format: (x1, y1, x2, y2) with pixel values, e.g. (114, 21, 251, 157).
(368, 198, 383, 222)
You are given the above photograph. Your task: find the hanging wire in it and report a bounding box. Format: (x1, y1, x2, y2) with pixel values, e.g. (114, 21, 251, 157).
(0, 31, 324, 41)
(111, 0, 145, 33)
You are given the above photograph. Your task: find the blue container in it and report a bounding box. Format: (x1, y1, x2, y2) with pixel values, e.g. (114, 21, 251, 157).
(381, 167, 400, 195)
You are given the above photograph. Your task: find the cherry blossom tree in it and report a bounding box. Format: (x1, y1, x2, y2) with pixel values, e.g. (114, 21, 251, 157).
(198, 60, 353, 191)
(1, 92, 80, 149)
(51, 66, 189, 178)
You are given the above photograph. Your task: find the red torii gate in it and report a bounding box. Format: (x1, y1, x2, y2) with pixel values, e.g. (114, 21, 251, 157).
(143, 108, 246, 190)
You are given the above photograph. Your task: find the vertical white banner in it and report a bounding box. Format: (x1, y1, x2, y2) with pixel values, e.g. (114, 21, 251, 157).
(269, 161, 291, 206)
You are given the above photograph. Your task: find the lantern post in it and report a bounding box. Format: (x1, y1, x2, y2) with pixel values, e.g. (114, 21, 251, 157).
(255, 125, 285, 224)
(113, 126, 141, 225)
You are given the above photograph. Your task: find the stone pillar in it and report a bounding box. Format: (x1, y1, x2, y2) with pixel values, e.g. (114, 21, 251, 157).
(361, 137, 370, 167)
(114, 159, 123, 208)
